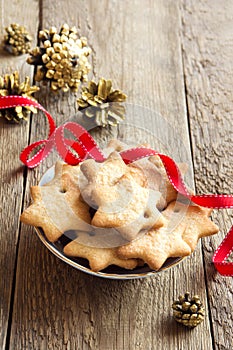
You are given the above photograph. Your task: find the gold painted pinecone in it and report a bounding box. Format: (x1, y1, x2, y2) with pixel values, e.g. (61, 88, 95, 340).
(172, 292, 205, 328)
(4, 23, 32, 55)
(0, 71, 39, 123)
(27, 24, 91, 92)
(77, 78, 127, 127)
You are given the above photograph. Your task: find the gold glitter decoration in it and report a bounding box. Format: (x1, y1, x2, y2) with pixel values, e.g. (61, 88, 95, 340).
(4, 23, 32, 55)
(0, 71, 39, 123)
(77, 78, 127, 127)
(27, 24, 91, 92)
(172, 292, 205, 328)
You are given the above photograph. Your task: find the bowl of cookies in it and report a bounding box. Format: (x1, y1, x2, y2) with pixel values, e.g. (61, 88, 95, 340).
(20, 138, 219, 279)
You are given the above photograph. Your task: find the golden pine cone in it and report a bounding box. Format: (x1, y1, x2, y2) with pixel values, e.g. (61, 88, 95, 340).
(4, 23, 32, 55)
(27, 24, 91, 93)
(77, 78, 127, 127)
(172, 292, 205, 328)
(0, 71, 39, 123)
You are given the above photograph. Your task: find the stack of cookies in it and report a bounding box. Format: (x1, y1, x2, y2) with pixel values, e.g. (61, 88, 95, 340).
(21, 139, 219, 272)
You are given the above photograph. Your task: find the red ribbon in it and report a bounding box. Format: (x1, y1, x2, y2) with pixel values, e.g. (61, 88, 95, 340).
(0, 96, 232, 276)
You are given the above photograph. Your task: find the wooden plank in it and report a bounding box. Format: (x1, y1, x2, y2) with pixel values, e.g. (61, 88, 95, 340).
(10, 1, 213, 349)
(181, 1, 233, 349)
(0, 1, 39, 349)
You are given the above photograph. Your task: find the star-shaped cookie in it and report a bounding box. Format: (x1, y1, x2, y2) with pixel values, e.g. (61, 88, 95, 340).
(148, 155, 188, 205)
(79, 151, 165, 241)
(63, 238, 138, 272)
(20, 162, 91, 242)
(117, 201, 219, 270)
(103, 139, 189, 209)
(169, 204, 219, 251)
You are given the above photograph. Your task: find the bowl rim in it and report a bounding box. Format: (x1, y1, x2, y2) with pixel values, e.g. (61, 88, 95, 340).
(35, 227, 184, 279)
(35, 165, 185, 280)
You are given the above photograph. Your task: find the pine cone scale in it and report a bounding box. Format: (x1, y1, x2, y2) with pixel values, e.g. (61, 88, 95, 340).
(172, 292, 205, 328)
(0, 72, 39, 123)
(77, 78, 127, 128)
(4, 23, 32, 55)
(27, 24, 92, 92)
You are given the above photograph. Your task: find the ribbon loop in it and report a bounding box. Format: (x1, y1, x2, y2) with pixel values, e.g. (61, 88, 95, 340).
(20, 139, 54, 168)
(0, 96, 57, 168)
(54, 122, 106, 165)
(213, 226, 233, 276)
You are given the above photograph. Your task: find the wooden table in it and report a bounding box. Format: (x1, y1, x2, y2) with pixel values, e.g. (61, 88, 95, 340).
(0, 1, 232, 349)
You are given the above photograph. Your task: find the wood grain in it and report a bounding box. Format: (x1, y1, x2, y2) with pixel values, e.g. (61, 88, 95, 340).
(181, 1, 233, 349)
(1, 0, 231, 349)
(7, 1, 215, 349)
(0, 1, 39, 348)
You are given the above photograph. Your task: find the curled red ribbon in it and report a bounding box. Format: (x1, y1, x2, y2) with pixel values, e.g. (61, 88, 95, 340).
(0, 96, 232, 276)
